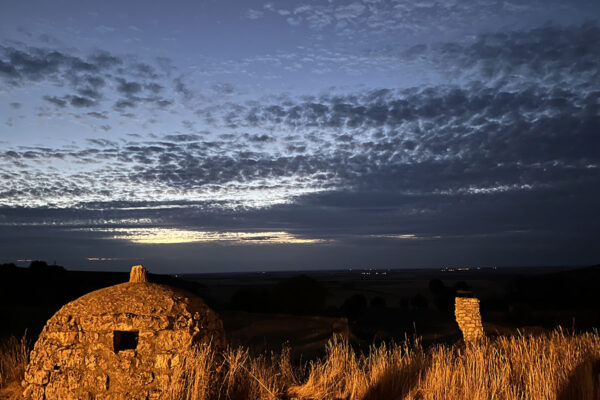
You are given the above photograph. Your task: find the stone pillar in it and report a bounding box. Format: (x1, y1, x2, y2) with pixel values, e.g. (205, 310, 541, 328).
(130, 265, 148, 283)
(454, 296, 484, 343)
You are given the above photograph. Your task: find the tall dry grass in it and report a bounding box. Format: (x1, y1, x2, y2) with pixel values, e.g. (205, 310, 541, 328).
(0, 334, 29, 389)
(167, 330, 600, 400)
(2, 330, 599, 399)
(412, 330, 600, 400)
(168, 345, 299, 400)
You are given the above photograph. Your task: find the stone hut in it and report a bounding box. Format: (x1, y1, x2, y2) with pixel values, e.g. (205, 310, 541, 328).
(22, 265, 225, 400)
(454, 291, 484, 343)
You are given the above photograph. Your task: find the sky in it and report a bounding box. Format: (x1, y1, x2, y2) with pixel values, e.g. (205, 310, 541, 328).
(0, 0, 599, 273)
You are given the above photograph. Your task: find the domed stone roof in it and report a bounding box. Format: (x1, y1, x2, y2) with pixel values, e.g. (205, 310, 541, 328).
(22, 265, 225, 400)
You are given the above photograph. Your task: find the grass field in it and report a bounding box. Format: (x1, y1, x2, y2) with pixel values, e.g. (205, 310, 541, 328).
(2, 329, 599, 399)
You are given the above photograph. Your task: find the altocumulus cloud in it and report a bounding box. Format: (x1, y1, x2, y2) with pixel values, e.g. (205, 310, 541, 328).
(0, 21, 598, 269)
(0, 45, 174, 113)
(255, 0, 599, 42)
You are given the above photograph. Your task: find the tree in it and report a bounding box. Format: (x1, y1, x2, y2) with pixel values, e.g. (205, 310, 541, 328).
(429, 278, 457, 312)
(428, 278, 445, 295)
(28, 260, 66, 274)
(28, 260, 48, 270)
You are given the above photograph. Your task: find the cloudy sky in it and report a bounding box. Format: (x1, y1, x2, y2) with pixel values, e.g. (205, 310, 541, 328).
(1, 0, 598, 273)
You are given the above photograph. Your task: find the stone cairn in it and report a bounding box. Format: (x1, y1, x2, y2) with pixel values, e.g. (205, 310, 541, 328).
(454, 294, 484, 343)
(129, 264, 147, 282)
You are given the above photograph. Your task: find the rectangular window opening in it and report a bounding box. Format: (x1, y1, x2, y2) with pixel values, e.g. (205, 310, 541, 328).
(113, 330, 139, 353)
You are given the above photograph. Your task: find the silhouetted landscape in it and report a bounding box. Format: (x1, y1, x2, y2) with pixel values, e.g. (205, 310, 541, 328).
(3, 261, 600, 346)
(1, 262, 600, 398)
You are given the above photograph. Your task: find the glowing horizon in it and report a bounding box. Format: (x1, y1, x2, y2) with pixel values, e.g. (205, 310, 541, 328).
(84, 227, 329, 245)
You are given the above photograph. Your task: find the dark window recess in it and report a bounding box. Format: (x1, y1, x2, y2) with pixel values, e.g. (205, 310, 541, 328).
(113, 330, 138, 353)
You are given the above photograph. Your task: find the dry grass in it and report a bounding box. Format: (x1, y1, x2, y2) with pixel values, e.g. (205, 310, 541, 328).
(0, 334, 29, 389)
(0, 334, 29, 400)
(410, 330, 600, 400)
(166, 330, 600, 400)
(2, 329, 600, 399)
(168, 345, 299, 400)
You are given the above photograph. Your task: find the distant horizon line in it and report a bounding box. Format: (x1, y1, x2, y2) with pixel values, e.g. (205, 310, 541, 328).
(3, 260, 597, 276)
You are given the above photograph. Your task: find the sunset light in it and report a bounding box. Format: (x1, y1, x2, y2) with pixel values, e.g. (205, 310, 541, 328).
(89, 227, 328, 245)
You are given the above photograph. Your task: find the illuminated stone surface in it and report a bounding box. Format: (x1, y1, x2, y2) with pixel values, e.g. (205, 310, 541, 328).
(454, 297, 484, 343)
(129, 265, 148, 283)
(22, 266, 225, 399)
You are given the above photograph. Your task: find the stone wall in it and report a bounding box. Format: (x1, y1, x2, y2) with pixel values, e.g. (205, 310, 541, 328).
(22, 311, 214, 399)
(454, 297, 484, 343)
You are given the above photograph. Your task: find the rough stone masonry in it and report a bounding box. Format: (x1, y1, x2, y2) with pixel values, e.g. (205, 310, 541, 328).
(21, 265, 225, 400)
(454, 296, 484, 343)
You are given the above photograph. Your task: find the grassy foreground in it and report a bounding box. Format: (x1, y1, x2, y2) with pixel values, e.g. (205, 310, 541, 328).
(2, 329, 599, 399)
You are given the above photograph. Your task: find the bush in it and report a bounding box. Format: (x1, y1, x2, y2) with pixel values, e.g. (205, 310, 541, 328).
(428, 279, 462, 312)
(432, 290, 454, 312)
